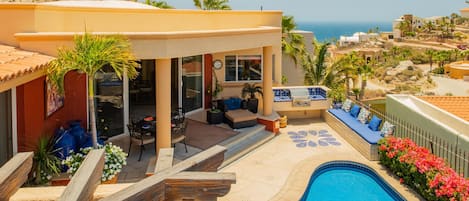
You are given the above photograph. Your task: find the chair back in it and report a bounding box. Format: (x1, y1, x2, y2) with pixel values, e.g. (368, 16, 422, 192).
(172, 107, 185, 125)
(127, 124, 142, 138)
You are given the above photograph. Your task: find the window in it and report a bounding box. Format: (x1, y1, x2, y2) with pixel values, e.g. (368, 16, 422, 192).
(225, 55, 262, 82)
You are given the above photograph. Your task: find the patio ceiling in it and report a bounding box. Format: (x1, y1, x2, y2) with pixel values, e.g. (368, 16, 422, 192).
(0, 44, 53, 92)
(14, 27, 281, 59)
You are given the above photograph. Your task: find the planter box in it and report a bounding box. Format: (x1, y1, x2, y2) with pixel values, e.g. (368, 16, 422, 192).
(206, 110, 223, 124)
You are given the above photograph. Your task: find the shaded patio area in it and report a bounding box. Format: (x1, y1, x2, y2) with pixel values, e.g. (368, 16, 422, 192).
(110, 112, 270, 183)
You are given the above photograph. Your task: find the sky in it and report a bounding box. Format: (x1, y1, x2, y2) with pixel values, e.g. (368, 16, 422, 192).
(163, 0, 467, 22)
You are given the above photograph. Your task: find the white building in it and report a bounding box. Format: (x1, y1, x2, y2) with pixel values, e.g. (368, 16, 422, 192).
(338, 32, 379, 47)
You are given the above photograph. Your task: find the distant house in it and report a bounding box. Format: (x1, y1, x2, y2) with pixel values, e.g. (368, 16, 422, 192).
(445, 61, 469, 80)
(392, 14, 444, 40)
(461, 8, 469, 18)
(338, 32, 379, 47)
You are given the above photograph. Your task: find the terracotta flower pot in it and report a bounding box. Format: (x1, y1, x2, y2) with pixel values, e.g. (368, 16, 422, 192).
(101, 173, 119, 184)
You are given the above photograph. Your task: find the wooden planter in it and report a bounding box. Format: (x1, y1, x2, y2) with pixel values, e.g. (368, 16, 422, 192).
(51, 173, 119, 185)
(207, 110, 223, 124)
(247, 98, 258, 113)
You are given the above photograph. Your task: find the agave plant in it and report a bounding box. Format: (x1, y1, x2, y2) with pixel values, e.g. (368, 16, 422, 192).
(241, 83, 263, 100)
(31, 135, 62, 185)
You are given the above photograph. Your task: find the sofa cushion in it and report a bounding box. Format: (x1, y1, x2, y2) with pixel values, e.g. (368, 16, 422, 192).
(328, 109, 382, 144)
(380, 121, 395, 137)
(224, 97, 242, 110)
(350, 105, 361, 118)
(368, 115, 382, 131)
(341, 99, 352, 112)
(357, 108, 370, 124)
(225, 109, 257, 123)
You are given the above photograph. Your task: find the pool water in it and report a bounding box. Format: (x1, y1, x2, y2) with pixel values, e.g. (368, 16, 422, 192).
(301, 161, 404, 201)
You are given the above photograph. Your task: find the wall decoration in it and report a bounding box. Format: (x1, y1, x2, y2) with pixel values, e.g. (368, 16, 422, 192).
(45, 80, 64, 117)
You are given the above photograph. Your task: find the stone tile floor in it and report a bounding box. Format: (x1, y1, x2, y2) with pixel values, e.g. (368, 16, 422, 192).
(108, 135, 202, 183)
(219, 118, 422, 201)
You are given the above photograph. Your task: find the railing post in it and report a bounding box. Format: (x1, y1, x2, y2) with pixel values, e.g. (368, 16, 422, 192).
(0, 152, 33, 201)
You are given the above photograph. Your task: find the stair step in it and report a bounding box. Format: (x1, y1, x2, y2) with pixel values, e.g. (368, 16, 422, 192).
(219, 128, 276, 169)
(219, 125, 266, 146)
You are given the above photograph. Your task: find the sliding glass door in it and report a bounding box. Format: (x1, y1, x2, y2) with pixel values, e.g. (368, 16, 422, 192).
(0, 90, 12, 166)
(181, 56, 203, 113)
(95, 66, 124, 138)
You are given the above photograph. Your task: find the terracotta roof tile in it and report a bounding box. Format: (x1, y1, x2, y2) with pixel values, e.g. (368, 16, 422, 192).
(0, 44, 54, 83)
(419, 96, 469, 122)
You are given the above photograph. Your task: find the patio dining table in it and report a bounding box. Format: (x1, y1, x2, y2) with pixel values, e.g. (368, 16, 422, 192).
(136, 116, 178, 136)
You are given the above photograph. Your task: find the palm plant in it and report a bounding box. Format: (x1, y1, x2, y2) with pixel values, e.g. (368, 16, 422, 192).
(303, 42, 330, 86)
(334, 51, 361, 96)
(282, 15, 306, 66)
(423, 21, 435, 33)
(193, 0, 231, 10)
(145, 0, 173, 8)
(357, 60, 373, 100)
(47, 33, 139, 148)
(241, 83, 263, 99)
(425, 49, 436, 72)
(397, 20, 411, 37)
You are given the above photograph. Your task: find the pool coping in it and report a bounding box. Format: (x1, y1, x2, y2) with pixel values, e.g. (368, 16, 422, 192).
(269, 154, 425, 201)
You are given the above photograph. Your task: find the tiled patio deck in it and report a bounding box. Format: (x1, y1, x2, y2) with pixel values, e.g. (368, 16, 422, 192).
(219, 118, 423, 201)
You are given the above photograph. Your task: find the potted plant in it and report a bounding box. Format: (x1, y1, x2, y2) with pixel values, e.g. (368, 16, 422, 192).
(328, 85, 345, 109)
(62, 143, 127, 183)
(241, 83, 263, 113)
(29, 135, 62, 186)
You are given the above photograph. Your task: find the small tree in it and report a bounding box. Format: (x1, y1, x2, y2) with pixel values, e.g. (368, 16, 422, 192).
(145, 0, 174, 8)
(193, 0, 231, 10)
(47, 33, 139, 148)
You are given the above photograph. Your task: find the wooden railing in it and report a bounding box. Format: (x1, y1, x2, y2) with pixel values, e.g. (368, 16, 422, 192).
(2, 145, 235, 201)
(0, 152, 33, 200)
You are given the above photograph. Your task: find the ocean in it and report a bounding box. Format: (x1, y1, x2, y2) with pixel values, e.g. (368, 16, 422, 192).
(296, 21, 393, 42)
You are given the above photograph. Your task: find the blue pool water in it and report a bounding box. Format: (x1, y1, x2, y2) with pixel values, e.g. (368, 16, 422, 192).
(301, 161, 404, 201)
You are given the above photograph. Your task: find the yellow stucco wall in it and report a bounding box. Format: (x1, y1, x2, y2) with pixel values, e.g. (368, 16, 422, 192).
(0, 3, 281, 45)
(445, 61, 469, 79)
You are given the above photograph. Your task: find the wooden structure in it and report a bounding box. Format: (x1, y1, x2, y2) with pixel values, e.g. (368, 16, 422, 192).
(1, 145, 235, 201)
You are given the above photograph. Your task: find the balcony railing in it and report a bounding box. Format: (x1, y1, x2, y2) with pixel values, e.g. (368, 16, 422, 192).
(351, 99, 469, 177)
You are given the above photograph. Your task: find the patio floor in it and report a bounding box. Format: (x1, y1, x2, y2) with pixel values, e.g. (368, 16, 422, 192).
(219, 118, 423, 201)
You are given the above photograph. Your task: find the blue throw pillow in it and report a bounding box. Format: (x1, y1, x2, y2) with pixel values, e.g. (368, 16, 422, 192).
(368, 115, 382, 131)
(350, 105, 361, 118)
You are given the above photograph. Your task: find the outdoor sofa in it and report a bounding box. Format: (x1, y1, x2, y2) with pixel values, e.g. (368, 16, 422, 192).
(325, 103, 384, 160)
(218, 97, 257, 129)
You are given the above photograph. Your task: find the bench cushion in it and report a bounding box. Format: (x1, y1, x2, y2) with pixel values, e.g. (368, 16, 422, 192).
(350, 105, 361, 118)
(225, 109, 257, 123)
(328, 109, 382, 144)
(368, 115, 382, 131)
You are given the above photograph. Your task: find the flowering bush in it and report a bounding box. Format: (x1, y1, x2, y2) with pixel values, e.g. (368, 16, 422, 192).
(378, 137, 469, 201)
(62, 143, 127, 182)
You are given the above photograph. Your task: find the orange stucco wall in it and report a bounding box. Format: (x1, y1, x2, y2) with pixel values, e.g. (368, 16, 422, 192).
(16, 71, 87, 151)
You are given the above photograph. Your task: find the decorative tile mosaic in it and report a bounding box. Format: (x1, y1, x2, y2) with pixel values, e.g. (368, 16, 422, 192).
(287, 129, 341, 148)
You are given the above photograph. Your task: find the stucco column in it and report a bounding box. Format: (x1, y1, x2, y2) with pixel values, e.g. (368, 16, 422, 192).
(156, 58, 171, 153)
(263, 46, 273, 116)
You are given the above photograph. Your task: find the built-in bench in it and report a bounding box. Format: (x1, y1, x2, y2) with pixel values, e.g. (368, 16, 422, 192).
(272, 86, 330, 115)
(324, 108, 383, 161)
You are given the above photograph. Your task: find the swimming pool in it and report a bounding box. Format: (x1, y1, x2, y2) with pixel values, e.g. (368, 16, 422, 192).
(300, 161, 405, 201)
